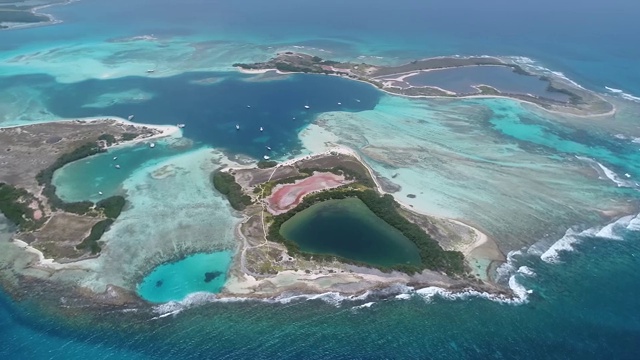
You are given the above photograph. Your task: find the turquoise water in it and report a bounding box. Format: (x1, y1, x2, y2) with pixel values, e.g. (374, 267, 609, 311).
(53, 141, 186, 202)
(1, 0, 640, 358)
(408, 66, 570, 101)
(137, 251, 233, 303)
(280, 198, 422, 267)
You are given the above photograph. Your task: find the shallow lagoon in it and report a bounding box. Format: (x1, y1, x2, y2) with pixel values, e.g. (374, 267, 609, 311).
(52, 141, 186, 202)
(280, 198, 421, 267)
(408, 66, 570, 101)
(137, 251, 233, 303)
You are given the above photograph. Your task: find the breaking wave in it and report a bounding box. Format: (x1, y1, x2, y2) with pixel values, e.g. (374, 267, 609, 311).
(539, 214, 637, 264)
(605, 86, 640, 103)
(576, 156, 636, 188)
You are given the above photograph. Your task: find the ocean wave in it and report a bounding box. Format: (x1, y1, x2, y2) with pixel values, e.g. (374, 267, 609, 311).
(605, 86, 640, 103)
(517, 266, 536, 277)
(351, 302, 376, 310)
(540, 214, 637, 264)
(415, 279, 529, 305)
(576, 156, 635, 188)
(505, 56, 585, 90)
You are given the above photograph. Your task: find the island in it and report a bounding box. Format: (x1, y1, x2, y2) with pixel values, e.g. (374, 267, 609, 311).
(213, 148, 506, 299)
(234, 52, 613, 116)
(0, 118, 178, 261)
(0, 0, 67, 29)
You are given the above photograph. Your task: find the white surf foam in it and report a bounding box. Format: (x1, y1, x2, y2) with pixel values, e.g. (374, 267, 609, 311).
(627, 214, 640, 232)
(540, 214, 637, 264)
(576, 156, 635, 188)
(605, 86, 624, 94)
(605, 86, 640, 103)
(517, 266, 536, 277)
(415, 280, 529, 305)
(351, 302, 376, 310)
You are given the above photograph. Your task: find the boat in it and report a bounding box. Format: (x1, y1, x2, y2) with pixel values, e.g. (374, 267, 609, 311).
(304, 105, 310, 109)
(625, 173, 631, 178)
(247, 105, 251, 108)
(113, 156, 118, 161)
(149, 142, 155, 148)
(266, 146, 272, 151)
(337, 102, 342, 105)
(127, 115, 134, 120)
(263, 155, 270, 160)
(259, 126, 263, 132)
(98, 191, 103, 195)
(355, 99, 361, 102)
(115, 164, 121, 169)
(236, 124, 240, 130)
(292, 117, 296, 120)
(177, 123, 186, 128)
(147, 69, 155, 73)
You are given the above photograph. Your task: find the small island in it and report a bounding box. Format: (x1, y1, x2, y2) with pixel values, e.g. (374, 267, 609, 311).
(234, 52, 613, 116)
(214, 148, 506, 298)
(0, 0, 65, 30)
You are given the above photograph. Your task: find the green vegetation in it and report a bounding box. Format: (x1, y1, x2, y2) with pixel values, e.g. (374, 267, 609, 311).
(268, 188, 466, 275)
(96, 196, 126, 219)
(98, 134, 116, 146)
(76, 219, 113, 254)
(212, 171, 253, 211)
(257, 160, 277, 169)
(0, 183, 37, 231)
(36, 142, 104, 214)
(120, 133, 139, 141)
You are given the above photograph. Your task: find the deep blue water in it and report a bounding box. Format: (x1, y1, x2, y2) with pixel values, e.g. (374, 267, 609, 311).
(1, 214, 639, 359)
(5, 72, 379, 158)
(1, 0, 640, 358)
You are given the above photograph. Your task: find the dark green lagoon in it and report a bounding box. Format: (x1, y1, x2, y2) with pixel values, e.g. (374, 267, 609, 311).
(280, 198, 421, 267)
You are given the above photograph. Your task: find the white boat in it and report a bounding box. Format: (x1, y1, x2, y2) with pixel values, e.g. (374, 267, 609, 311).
(98, 191, 103, 195)
(113, 156, 118, 161)
(147, 69, 155, 73)
(259, 127, 263, 132)
(337, 102, 342, 105)
(263, 155, 270, 160)
(236, 124, 240, 130)
(247, 105, 251, 108)
(304, 105, 310, 109)
(177, 123, 185, 128)
(266, 146, 271, 151)
(292, 117, 296, 120)
(625, 173, 631, 178)
(127, 115, 134, 120)
(149, 142, 155, 148)
(355, 99, 361, 102)
(115, 164, 121, 169)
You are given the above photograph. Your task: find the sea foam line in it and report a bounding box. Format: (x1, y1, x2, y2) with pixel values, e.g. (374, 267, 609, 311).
(539, 214, 636, 264)
(605, 86, 640, 103)
(575, 156, 636, 188)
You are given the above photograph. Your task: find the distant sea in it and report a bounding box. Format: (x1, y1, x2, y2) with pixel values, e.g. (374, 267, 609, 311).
(1, 0, 640, 359)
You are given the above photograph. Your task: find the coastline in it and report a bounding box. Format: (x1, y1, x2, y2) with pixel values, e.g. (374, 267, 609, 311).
(216, 144, 505, 302)
(233, 62, 617, 118)
(0, 0, 77, 31)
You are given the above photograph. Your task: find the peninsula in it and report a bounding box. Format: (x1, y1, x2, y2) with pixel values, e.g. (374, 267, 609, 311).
(234, 52, 614, 116)
(0, 118, 178, 261)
